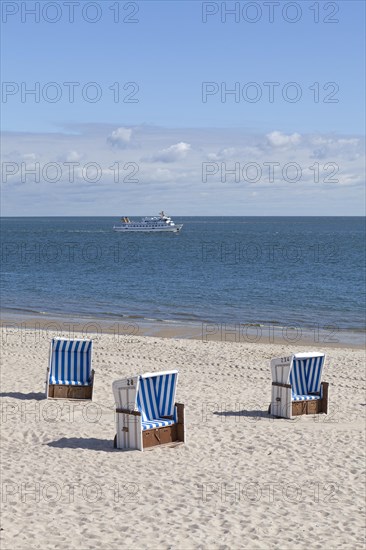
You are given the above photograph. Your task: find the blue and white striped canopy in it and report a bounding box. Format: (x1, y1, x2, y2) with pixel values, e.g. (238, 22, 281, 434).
(49, 338, 93, 385)
(290, 354, 325, 398)
(136, 371, 178, 431)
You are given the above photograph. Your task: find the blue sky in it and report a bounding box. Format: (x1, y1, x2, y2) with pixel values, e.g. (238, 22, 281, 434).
(1, 1, 365, 215)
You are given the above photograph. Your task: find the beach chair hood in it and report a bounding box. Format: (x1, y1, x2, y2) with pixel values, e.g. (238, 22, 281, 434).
(113, 370, 178, 417)
(49, 338, 93, 385)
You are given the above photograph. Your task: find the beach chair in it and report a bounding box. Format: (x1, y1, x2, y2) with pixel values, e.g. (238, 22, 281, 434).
(112, 370, 185, 451)
(46, 338, 94, 399)
(270, 352, 328, 419)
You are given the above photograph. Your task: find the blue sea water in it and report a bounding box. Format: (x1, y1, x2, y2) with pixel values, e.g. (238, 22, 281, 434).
(1, 217, 365, 344)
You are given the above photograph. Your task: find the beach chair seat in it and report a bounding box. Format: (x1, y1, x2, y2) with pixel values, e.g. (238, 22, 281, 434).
(142, 418, 175, 430)
(46, 338, 94, 399)
(292, 393, 321, 401)
(141, 406, 179, 430)
(113, 370, 185, 451)
(270, 352, 329, 419)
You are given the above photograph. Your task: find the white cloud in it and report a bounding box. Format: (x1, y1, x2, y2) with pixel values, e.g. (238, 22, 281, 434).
(145, 168, 173, 182)
(207, 146, 262, 161)
(207, 147, 238, 161)
(22, 153, 37, 161)
(337, 138, 359, 146)
(65, 150, 83, 162)
(151, 142, 191, 163)
(311, 136, 330, 146)
(266, 131, 301, 147)
(310, 135, 361, 160)
(107, 127, 132, 148)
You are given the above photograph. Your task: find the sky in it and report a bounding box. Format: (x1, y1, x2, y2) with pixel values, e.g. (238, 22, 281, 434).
(1, 0, 365, 215)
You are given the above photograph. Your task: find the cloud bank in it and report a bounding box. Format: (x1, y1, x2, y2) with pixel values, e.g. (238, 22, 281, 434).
(1, 124, 364, 216)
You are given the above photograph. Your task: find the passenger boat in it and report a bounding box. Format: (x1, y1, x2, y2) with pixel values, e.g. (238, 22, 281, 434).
(113, 211, 183, 233)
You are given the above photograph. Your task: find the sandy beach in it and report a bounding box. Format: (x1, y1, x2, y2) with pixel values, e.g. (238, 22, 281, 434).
(1, 324, 365, 549)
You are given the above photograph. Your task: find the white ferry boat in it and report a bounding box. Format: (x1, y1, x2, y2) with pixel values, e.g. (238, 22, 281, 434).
(113, 211, 183, 233)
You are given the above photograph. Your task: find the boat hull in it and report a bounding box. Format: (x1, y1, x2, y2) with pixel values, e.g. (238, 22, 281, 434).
(113, 224, 183, 233)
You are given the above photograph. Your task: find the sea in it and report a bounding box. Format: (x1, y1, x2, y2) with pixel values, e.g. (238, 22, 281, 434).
(1, 216, 365, 346)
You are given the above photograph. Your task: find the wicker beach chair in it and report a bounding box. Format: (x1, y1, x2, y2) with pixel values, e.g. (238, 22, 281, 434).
(270, 352, 329, 419)
(46, 338, 94, 399)
(113, 370, 185, 451)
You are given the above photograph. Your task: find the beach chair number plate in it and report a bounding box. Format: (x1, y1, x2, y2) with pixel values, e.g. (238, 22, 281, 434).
(127, 379, 134, 386)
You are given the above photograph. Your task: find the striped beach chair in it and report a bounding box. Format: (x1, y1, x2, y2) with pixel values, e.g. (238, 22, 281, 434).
(270, 352, 329, 419)
(46, 338, 94, 399)
(112, 370, 185, 451)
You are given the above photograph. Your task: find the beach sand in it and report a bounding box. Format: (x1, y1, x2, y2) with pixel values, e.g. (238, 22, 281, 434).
(1, 325, 365, 549)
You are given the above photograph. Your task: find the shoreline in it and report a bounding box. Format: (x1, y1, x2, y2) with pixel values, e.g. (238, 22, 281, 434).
(1, 309, 364, 350)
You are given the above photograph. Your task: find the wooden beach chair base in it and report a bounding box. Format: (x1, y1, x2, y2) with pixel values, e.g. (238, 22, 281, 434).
(143, 403, 185, 449)
(270, 381, 329, 418)
(47, 370, 94, 400)
(114, 403, 185, 450)
(292, 382, 329, 416)
(48, 384, 93, 400)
